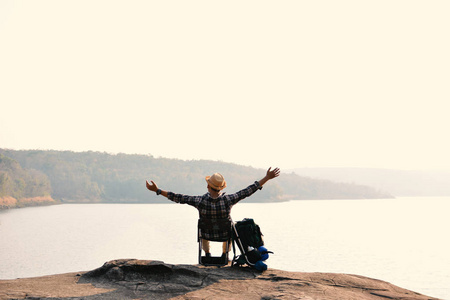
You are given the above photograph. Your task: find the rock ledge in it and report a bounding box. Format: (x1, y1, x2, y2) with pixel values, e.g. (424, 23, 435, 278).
(0, 259, 439, 299)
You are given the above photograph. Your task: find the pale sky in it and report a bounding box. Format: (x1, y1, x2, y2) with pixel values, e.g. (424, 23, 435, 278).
(1, 1, 449, 170)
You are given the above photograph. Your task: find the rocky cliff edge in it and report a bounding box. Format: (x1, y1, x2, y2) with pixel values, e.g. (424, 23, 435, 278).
(0, 259, 439, 300)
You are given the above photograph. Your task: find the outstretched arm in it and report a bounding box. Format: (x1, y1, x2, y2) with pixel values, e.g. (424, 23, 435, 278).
(258, 167, 281, 187)
(146, 180, 202, 206)
(224, 167, 281, 205)
(146, 180, 168, 198)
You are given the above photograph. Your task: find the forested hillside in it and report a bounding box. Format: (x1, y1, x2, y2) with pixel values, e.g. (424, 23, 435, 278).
(0, 153, 57, 209)
(0, 149, 392, 208)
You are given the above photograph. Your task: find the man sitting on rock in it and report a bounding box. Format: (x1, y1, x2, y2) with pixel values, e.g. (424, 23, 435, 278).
(146, 167, 280, 258)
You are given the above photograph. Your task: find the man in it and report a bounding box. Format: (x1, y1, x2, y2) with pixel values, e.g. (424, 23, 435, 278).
(146, 167, 280, 257)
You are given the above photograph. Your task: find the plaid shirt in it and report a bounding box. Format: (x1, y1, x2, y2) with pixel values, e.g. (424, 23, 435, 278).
(167, 181, 262, 240)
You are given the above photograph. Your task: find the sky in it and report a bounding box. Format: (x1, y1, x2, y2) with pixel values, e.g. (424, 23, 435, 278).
(1, 1, 449, 171)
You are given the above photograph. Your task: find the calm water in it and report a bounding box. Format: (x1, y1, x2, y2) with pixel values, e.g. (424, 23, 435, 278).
(0, 197, 449, 299)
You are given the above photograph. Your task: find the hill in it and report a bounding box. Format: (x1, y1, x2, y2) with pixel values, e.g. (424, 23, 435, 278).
(290, 167, 450, 197)
(0, 153, 57, 209)
(0, 149, 392, 208)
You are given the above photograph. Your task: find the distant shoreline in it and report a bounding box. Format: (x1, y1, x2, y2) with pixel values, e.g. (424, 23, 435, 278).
(1, 196, 401, 211)
(0, 196, 59, 210)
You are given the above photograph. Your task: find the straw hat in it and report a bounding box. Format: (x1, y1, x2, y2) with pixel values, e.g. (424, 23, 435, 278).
(205, 173, 227, 190)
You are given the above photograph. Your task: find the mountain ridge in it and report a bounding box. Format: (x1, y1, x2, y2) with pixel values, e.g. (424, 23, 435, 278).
(289, 167, 450, 197)
(0, 149, 392, 209)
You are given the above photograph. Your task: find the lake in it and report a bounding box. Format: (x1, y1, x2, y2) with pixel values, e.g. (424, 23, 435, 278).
(0, 197, 449, 299)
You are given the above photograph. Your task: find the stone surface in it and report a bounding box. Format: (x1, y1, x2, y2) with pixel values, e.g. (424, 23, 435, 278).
(0, 259, 440, 299)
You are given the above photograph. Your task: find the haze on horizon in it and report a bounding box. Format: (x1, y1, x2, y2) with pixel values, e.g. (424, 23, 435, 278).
(1, 1, 449, 171)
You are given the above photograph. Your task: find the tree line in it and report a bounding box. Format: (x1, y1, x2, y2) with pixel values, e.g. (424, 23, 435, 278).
(0, 149, 392, 209)
(0, 153, 56, 209)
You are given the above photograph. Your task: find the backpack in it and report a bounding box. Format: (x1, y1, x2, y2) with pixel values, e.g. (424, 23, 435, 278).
(234, 218, 264, 249)
(232, 218, 265, 265)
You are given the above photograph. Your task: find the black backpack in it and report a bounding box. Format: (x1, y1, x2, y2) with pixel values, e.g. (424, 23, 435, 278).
(232, 218, 264, 264)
